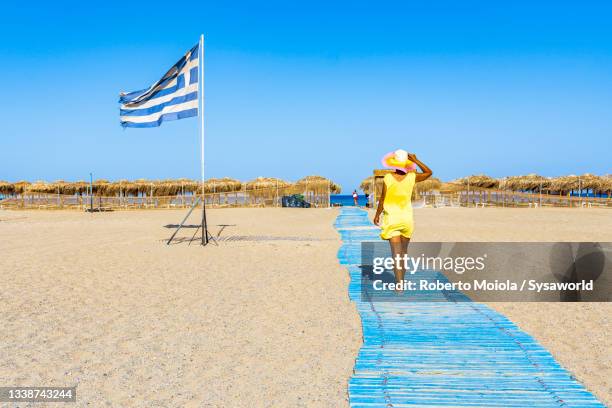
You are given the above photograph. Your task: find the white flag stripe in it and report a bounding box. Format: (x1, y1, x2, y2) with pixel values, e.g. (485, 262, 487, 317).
(120, 99, 198, 123)
(120, 83, 198, 111)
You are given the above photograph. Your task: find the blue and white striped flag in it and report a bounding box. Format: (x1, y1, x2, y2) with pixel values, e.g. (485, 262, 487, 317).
(119, 44, 199, 128)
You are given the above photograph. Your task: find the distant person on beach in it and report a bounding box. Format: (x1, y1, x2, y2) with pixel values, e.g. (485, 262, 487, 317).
(373, 149, 432, 288)
(352, 190, 358, 206)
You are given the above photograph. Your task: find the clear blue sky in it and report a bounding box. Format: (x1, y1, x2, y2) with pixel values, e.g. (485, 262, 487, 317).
(1, 1, 611, 192)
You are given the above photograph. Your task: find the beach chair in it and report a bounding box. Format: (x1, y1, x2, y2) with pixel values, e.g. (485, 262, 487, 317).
(412, 199, 426, 208)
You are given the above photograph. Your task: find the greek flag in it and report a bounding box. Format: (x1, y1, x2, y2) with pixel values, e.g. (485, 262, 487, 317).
(119, 44, 199, 128)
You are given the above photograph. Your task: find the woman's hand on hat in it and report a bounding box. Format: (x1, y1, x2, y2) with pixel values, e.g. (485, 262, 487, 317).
(407, 153, 417, 161)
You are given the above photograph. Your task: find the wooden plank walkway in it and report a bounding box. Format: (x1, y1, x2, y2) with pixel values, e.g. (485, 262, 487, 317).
(335, 207, 604, 408)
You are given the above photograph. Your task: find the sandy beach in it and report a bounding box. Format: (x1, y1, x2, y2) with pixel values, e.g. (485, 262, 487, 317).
(0, 208, 361, 407)
(1, 206, 610, 406)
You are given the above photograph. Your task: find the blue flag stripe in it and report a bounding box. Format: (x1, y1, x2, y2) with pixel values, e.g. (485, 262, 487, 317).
(121, 108, 198, 128)
(120, 91, 198, 117)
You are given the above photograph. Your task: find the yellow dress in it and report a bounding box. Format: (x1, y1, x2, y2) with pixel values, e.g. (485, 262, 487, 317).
(380, 172, 415, 239)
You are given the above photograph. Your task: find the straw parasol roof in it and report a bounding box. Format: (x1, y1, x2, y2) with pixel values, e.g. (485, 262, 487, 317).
(49, 180, 69, 194)
(204, 177, 243, 193)
(177, 179, 202, 194)
(360, 176, 374, 194)
(549, 175, 580, 193)
(27, 181, 53, 193)
(457, 175, 499, 189)
(501, 174, 552, 191)
(549, 174, 578, 192)
(246, 177, 291, 191)
(440, 181, 464, 192)
(295, 175, 341, 194)
(58, 180, 89, 195)
(130, 179, 186, 196)
(101, 179, 130, 195)
(150, 179, 188, 196)
(602, 174, 612, 193)
(416, 177, 442, 192)
(0, 181, 15, 195)
(91, 179, 112, 195)
(578, 173, 603, 191)
(12, 181, 31, 194)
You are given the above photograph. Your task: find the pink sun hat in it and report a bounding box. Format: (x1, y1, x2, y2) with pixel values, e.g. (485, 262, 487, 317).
(382, 149, 416, 172)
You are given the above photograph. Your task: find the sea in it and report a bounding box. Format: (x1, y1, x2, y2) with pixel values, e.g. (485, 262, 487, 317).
(330, 194, 369, 206)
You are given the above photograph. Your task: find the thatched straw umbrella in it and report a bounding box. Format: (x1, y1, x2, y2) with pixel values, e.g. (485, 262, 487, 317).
(100, 180, 127, 196)
(48, 180, 67, 195)
(126, 179, 156, 197)
(455, 175, 499, 206)
(246, 177, 291, 191)
(458, 174, 499, 189)
(360, 176, 374, 194)
(205, 177, 242, 193)
(246, 177, 291, 205)
(119, 180, 141, 196)
(152, 179, 181, 196)
(602, 174, 612, 197)
(294, 175, 341, 193)
(168, 179, 200, 206)
(57, 180, 89, 195)
(204, 178, 242, 205)
(549, 175, 579, 194)
(295, 175, 341, 193)
(12, 181, 31, 195)
(549, 174, 605, 205)
(21, 181, 53, 205)
(0, 181, 15, 196)
(293, 175, 341, 206)
(178, 179, 201, 194)
(440, 181, 464, 192)
(578, 173, 603, 192)
(91, 179, 111, 196)
(501, 174, 552, 192)
(27, 181, 53, 193)
(416, 177, 441, 192)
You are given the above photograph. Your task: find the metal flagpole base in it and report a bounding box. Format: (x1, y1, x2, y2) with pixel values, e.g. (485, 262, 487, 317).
(201, 228, 217, 246)
(200, 203, 218, 246)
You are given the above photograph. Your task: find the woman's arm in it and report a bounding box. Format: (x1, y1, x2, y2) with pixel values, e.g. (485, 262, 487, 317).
(408, 153, 433, 182)
(373, 182, 386, 225)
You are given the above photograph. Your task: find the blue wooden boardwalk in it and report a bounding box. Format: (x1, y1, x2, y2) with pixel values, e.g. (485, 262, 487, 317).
(335, 207, 604, 408)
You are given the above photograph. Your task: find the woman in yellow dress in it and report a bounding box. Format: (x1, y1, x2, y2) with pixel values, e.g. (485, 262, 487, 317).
(373, 149, 432, 286)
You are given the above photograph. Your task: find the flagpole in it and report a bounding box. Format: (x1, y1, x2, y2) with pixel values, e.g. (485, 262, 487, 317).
(199, 34, 209, 245)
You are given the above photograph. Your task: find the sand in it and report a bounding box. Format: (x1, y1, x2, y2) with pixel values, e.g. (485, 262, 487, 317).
(0, 208, 361, 407)
(1, 206, 610, 406)
(409, 206, 612, 242)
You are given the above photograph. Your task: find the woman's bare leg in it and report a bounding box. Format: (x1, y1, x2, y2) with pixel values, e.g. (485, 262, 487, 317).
(400, 236, 411, 277)
(389, 236, 405, 288)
